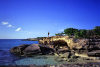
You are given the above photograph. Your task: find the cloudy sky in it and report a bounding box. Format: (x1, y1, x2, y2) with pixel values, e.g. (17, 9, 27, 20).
(0, 0, 100, 39)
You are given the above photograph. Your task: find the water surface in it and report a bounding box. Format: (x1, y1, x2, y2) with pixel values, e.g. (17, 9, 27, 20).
(0, 39, 66, 66)
(0, 39, 37, 65)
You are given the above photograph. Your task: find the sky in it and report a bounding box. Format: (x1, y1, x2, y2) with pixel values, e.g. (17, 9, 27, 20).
(0, 0, 100, 39)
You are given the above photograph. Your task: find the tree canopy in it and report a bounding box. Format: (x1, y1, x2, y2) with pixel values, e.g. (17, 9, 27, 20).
(93, 26, 100, 35)
(55, 32, 64, 36)
(55, 26, 100, 38)
(64, 28, 78, 36)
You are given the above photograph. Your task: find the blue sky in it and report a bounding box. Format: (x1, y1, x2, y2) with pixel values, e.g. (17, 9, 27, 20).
(0, 0, 100, 39)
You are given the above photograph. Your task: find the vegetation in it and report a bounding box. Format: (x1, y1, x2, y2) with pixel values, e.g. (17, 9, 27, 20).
(55, 26, 100, 38)
(93, 26, 100, 35)
(64, 28, 78, 36)
(55, 32, 64, 36)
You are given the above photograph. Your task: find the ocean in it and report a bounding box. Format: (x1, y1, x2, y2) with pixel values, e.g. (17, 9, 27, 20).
(0, 39, 66, 66)
(0, 39, 38, 65)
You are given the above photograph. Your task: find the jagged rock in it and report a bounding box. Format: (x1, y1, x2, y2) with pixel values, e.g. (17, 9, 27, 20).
(39, 45, 55, 55)
(57, 48, 69, 54)
(88, 50, 100, 57)
(55, 51, 77, 62)
(59, 52, 70, 58)
(39, 36, 88, 50)
(10, 44, 29, 55)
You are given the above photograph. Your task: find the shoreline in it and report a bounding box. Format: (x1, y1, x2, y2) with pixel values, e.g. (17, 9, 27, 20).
(3, 35, 100, 66)
(0, 62, 100, 67)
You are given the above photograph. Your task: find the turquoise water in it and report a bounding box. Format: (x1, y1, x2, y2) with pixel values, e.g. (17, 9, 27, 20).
(0, 39, 66, 66)
(15, 55, 65, 65)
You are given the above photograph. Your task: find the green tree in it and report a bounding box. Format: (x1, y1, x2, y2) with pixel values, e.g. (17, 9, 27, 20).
(93, 26, 100, 35)
(75, 30, 80, 38)
(64, 28, 78, 36)
(79, 29, 87, 38)
(55, 32, 64, 36)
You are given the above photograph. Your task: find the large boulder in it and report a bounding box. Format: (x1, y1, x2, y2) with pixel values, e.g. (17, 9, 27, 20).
(10, 44, 29, 55)
(23, 44, 41, 56)
(10, 44, 55, 56)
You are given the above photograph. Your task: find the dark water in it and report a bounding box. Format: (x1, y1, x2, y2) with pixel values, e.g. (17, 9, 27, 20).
(0, 39, 38, 65)
(0, 39, 66, 66)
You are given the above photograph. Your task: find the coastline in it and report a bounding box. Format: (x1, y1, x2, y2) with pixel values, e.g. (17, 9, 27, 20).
(0, 35, 100, 66)
(0, 62, 100, 67)
(9, 35, 100, 66)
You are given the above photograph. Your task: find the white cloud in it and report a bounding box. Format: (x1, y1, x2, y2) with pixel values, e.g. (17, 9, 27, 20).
(15, 27, 21, 31)
(2, 22, 8, 25)
(1, 22, 14, 28)
(8, 24, 13, 27)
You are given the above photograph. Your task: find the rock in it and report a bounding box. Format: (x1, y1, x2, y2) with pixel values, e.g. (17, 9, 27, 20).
(55, 52, 73, 61)
(88, 50, 100, 57)
(23, 44, 41, 56)
(54, 53, 59, 56)
(39, 36, 89, 50)
(10, 44, 56, 56)
(59, 52, 71, 58)
(10, 44, 29, 55)
(39, 45, 55, 55)
(57, 48, 69, 54)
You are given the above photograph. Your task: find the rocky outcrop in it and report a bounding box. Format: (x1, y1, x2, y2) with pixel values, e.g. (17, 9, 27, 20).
(39, 45, 55, 55)
(87, 39, 100, 51)
(10, 44, 29, 55)
(10, 44, 55, 56)
(39, 36, 88, 50)
(86, 38, 100, 57)
(23, 44, 41, 56)
(10, 35, 100, 58)
(39, 36, 100, 57)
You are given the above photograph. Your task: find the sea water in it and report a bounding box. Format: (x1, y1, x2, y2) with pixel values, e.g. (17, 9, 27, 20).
(0, 39, 66, 66)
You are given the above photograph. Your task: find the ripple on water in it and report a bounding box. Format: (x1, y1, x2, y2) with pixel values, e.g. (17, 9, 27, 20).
(15, 55, 66, 65)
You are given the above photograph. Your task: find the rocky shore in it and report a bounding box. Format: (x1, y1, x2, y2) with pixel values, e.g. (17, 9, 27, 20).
(1, 62, 100, 67)
(10, 44, 55, 56)
(10, 35, 100, 67)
